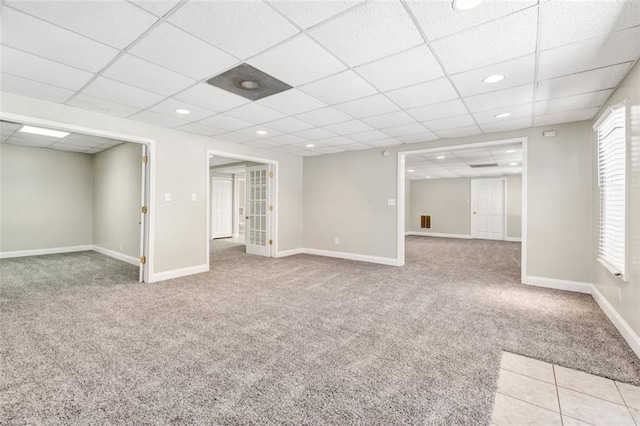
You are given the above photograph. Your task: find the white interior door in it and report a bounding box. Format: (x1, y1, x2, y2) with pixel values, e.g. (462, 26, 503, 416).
(471, 179, 505, 240)
(139, 144, 149, 282)
(245, 165, 271, 256)
(211, 178, 233, 239)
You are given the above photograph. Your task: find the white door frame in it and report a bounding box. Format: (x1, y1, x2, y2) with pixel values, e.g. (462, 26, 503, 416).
(0, 112, 156, 283)
(397, 137, 528, 282)
(206, 150, 278, 268)
(210, 176, 234, 239)
(470, 177, 507, 240)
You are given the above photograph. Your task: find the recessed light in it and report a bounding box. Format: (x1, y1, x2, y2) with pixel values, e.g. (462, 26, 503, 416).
(452, 0, 485, 10)
(175, 109, 190, 115)
(495, 112, 511, 118)
(506, 149, 516, 153)
(482, 74, 505, 84)
(19, 125, 69, 138)
(256, 130, 268, 135)
(240, 80, 260, 90)
(436, 155, 446, 159)
(306, 144, 315, 148)
(425, 175, 431, 179)
(408, 169, 415, 172)
(510, 162, 518, 166)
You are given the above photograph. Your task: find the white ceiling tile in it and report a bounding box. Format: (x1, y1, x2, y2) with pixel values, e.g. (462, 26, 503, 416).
(295, 107, 353, 126)
(316, 136, 356, 146)
(51, 143, 91, 152)
(407, 0, 537, 41)
(103, 54, 196, 96)
(5, 0, 158, 49)
(473, 103, 532, 124)
(270, 144, 303, 153)
(175, 122, 227, 137)
(324, 120, 373, 135)
(168, 1, 299, 59)
(264, 134, 309, 145)
(340, 142, 372, 151)
(237, 126, 284, 138)
(534, 107, 600, 127)
(434, 125, 482, 139)
(366, 138, 404, 147)
(314, 146, 345, 154)
(540, 0, 640, 50)
(432, 8, 538, 74)
(242, 139, 281, 149)
(310, 0, 423, 67)
(148, 99, 215, 122)
(1, 45, 94, 91)
(536, 64, 630, 100)
(349, 130, 394, 143)
(270, 0, 364, 29)
(295, 127, 338, 140)
(334, 94, 400, 118)
(292, 149, 323, 157)
(385, 78, 459, 109)
(424, 114, 477, 131)
(65, 93, 140, 117)
(129, 110, 191, 128)
(361, 110, 416, 129)
(538, 26, 640, 80)
(479, 117, 533, 134)
(225, 103, 286, 125)
(299, 70, 377, 104)
(450, 54, 536, 97)
(464, 84, 534, 113)
(263, 117, 315, 133)
(0, 73, 74, 103)
(406, 99, 468, 122)
(130, 0, 181, 17)
(257, 89, 327, 115)
(396, 133, 439, 144)
(534, 90, 613, 116)
(1, 8, 119, 73)
(129, 23, 240, 80)
(214, 133, 256, 144)
(355, 44, 444, 92)
(248, 35, 346, 86)
(383, 122, 429, 137)
(173, 84, 250, 113)
(199, 114, 254, 131)
(82, 77, 164, 109)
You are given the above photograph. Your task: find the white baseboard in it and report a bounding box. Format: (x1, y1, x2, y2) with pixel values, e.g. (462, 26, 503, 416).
(150, 264, 208, 283)
(302, 248, 401, 266)
(505, 237, 522, 242)
(591, 285, 640, 360)
(276, 248, 304, 258)
(405, 231, 472, 239)
(522, 275, 593, 294)
(0, 245, 92, 259)
(91, 245, 139, 266)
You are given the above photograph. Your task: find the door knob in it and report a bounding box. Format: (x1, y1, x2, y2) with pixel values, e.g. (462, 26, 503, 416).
(245, 216, 250, 220)
(473, 212, 476, 214)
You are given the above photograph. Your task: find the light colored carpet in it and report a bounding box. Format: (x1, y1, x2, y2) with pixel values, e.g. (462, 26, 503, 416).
(1, 237, 638, 425)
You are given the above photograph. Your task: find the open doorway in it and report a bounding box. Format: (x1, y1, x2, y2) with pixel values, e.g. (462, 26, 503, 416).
(206, 151, 277, 263)
(398, 137, 527, 281)
(0, 118, 152, 286)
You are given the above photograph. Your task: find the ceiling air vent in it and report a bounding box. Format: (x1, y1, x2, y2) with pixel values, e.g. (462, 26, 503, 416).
(207, 63, 292, 101)
(469, 163, 499, 168)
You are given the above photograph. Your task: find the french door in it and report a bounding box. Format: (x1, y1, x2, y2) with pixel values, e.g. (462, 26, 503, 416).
(245, 165, 272, 256)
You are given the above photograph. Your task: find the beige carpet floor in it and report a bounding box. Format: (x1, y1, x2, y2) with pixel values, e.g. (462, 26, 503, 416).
(1, 236, 638, 425)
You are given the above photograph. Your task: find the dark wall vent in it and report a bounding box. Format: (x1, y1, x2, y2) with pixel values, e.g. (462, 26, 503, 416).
(207, 63, 292, 101)
(469, 163, 499, 168)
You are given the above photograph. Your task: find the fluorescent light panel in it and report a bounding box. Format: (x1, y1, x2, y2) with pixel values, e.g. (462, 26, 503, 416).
(20, 125, 70, 138)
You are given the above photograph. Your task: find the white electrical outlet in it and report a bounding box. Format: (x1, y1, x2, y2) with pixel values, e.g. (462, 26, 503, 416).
(388, 198, 396, 206)
(334, 237, 340, 245)
(191, 193, 197, 202)
(165, 193, 171, 202)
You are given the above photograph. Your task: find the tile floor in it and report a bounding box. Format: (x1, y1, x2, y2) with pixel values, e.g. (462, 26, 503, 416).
(491, 351, 640, 426)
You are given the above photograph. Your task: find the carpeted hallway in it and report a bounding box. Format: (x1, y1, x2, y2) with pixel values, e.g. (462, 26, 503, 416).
(1, 236, 639, 425)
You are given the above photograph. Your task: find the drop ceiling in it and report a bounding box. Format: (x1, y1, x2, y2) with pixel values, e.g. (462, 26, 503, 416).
(1, 0, 639, 157)
(0, 120, 124, 154)
(406, 143, 522, 179)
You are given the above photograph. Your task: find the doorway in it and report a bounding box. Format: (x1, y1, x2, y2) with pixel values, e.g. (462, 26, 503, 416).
(470, 178, 506, 240)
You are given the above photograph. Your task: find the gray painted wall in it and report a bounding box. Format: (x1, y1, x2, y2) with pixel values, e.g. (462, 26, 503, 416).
(93, 142, 142, 258)
(406, 175, 522, 238)
(592, 61, 640, 336)
(304, 120, 593, 283)
(1, 144, 93, 251)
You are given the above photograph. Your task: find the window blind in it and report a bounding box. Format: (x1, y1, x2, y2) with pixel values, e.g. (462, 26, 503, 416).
(596, 104, 626, 279)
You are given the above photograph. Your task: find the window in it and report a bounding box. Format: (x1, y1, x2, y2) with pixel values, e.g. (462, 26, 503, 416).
(595, 103, 627, 280)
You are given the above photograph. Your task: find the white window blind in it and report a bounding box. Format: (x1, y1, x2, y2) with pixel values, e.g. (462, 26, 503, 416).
(596, 104, 626, 279)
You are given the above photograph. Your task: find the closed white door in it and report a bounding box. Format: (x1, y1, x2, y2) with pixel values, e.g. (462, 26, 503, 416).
(211, 178, 233, 239)
(245, 165, 271, 256)
(471, 179, 505, 240)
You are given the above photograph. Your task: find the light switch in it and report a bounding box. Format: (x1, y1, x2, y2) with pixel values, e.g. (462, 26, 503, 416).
(165, 193, 171, 202)
(191, 193, 197, 202)
(388, 198, 396, 206)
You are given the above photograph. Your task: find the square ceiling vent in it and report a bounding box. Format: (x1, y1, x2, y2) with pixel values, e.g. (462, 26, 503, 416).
(207, 63, 292, 101)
